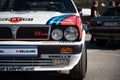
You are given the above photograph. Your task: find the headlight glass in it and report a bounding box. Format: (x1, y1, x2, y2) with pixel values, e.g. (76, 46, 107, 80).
(64, 27, 78, 41)
(51, 29, 63, 40)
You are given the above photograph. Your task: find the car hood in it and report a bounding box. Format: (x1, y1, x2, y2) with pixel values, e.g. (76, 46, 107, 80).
(92, 16, 120, 21)
(0, 11, 75, 25)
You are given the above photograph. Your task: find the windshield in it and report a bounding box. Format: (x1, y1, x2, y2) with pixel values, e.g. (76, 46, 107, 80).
(0, 0, 77, 13)
(102, 7, 120, 16)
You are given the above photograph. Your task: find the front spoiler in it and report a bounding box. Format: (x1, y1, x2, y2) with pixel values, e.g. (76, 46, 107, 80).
(0, 54, 82, 71)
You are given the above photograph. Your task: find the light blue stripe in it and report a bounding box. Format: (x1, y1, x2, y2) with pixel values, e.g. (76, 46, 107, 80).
(47, 14, 72, 25)
(48, 16, 61, 25)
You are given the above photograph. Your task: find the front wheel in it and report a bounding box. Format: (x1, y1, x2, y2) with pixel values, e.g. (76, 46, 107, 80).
(70, 43, 87, 80)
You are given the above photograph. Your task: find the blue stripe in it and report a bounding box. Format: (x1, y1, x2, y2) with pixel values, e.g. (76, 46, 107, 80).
(56, 15, 71, 25)
(47, 14, 72, 25)
(47, 16, 61, 25)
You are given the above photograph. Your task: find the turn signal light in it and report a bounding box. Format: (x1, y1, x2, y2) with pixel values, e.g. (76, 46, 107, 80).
(60, 47, 73, 53)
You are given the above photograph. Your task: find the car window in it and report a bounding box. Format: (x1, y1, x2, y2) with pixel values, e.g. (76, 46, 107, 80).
(0, 0, 77, 13)
(102, 7, 120, 16)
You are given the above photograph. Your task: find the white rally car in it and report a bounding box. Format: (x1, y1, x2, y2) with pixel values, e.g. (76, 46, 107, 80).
(0, 0, 87, 80)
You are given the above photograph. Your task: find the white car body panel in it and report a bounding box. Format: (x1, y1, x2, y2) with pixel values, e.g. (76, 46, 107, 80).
(0, 11, 75, 24)
(0, 0, 86, 71)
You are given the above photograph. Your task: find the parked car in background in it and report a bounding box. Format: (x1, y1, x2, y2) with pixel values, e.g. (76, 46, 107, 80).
(89, 7, 120, 46)
(0, 0, 87, 80)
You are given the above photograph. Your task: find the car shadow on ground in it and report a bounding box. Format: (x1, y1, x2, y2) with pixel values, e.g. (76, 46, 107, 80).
(0, 71, 69, 80)
(86, 40, 120, 50)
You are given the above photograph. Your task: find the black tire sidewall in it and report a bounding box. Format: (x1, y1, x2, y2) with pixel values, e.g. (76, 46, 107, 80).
(70, 43, 87, 80)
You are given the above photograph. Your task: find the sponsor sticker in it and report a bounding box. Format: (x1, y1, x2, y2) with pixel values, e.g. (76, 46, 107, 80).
(0, 46, 37, 57)
(0, 67, 34, 71)
(0, 17, 33, 23)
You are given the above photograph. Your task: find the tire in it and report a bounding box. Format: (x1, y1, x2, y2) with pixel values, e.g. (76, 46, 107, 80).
(70, 43, 87, 80)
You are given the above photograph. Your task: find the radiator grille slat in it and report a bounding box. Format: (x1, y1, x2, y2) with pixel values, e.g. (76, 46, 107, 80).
(0, 27, 12, 39)
(0, 59, 53, 66)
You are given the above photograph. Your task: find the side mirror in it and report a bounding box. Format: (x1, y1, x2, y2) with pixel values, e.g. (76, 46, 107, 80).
(81, 8, 91, 16)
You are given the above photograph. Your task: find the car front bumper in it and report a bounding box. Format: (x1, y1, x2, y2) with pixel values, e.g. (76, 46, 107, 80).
(0, 41, 83, 71)
(0, 54, 82, 71)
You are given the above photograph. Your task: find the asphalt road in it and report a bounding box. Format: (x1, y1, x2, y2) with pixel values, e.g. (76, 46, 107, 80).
(0, 34, 120, 80)
(85, 34, 120, 80)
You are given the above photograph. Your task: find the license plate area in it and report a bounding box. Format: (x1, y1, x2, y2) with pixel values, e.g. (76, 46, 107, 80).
(0, 46, 38, 58)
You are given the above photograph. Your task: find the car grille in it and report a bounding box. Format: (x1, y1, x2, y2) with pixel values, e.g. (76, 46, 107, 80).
(0, 26, 50, 40)
(0, 27, 13, 40)
(0, 58, 53, 66)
